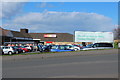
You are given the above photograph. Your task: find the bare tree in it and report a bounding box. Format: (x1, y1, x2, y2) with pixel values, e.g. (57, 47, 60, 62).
(113, 27, 120, 40)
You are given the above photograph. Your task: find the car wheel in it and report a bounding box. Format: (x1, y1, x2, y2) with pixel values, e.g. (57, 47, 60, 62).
(23, 50, 25, 53)
(16, 51, 19, 54)
(74, 48, 78, 51)
(8, 51, 12, 55)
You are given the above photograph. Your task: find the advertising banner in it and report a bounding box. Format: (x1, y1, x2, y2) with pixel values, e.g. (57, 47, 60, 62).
(75, 31, 114, 43)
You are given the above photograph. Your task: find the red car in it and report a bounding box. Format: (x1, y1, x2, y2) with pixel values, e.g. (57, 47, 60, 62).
(16, 46, 29, 52)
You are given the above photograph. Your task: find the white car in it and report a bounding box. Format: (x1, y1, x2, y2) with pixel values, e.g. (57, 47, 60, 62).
(24, 45, 32, 51)
(1, 46, 18, 55)
(67, 45, 81, 51)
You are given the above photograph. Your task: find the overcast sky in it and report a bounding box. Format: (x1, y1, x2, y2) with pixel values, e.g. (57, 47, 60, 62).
(1, 2, 118, 34)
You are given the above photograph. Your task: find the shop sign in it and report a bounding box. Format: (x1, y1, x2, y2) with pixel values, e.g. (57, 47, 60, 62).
(44, 34, 56, 38)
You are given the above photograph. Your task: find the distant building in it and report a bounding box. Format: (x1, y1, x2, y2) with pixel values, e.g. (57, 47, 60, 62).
(0, 28, 40, 46)
(0, 27, 13, 45)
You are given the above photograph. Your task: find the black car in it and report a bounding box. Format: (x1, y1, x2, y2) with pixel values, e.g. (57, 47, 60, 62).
(38, 45, 52, 52)
(38, 45, 44, 52)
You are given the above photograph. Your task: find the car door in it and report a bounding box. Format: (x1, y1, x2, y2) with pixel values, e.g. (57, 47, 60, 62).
(50, 45, 59, 52)
(58, 45, 71, 52)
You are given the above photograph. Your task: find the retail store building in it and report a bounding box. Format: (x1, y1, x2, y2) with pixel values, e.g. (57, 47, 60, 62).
(0, 28, 76, 45)
(0, 28, 40, 46)
(29, 33, 74, 45)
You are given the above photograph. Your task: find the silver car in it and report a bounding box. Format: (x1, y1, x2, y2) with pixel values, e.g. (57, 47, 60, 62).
(82, 43, 113, 50)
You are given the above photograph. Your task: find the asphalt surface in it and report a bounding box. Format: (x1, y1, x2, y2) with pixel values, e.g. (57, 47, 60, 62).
(2, 49, 118, 78)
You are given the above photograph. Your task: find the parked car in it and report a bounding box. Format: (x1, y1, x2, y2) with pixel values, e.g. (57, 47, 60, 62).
(16, 46, 29, 52)
(82, 43, 113, 50)
(38, 45, 44, 52)
(42, 45, 52, 52)
(66, 45, 81, 51)
(24, 45, 33, 51)
(13, 46, 24, 53)
(1, 46, 18, 55)
(82, 44, 95, 50)
(51, 45, 75, 52)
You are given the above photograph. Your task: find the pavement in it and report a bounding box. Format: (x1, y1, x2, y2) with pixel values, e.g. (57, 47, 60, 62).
(2, 49, 118, 78)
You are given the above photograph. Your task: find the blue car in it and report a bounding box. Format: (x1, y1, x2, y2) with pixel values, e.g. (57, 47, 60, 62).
(50, 45, 75, 52)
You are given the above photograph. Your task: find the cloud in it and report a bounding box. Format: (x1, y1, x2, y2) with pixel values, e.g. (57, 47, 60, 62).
(36, 2, 54, 8)
(1, 0, 29, 2)
(0, 2, 25, 19)
(38, 2, 47, 8)
(3, 11, 115, 33)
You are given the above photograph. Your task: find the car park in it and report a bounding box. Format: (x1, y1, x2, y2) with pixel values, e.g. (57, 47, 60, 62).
(82, 43, 113, 50)
(0, 42, 114, 55)
(1, 46, 18, 55)
(51, 45, 75, 52)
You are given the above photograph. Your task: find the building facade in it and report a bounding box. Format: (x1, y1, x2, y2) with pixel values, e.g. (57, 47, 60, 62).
(0, 28, 75, 45)
(0, 28, 40, 46)
(29, 33, 74, 45)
